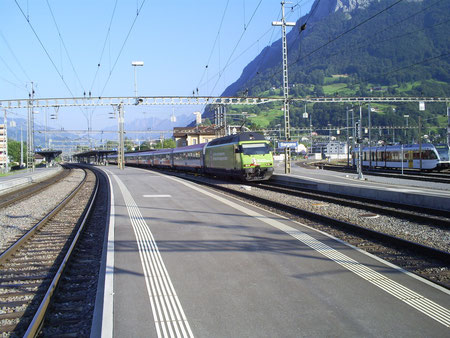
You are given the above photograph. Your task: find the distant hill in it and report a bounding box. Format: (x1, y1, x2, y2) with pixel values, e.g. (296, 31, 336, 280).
(223, 0, 450, 98)
(212, 0, 449, 144)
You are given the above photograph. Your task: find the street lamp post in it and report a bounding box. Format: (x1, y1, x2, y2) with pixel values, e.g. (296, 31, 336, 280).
(403, 114, 409, 142)
(131, 61, 144, 98)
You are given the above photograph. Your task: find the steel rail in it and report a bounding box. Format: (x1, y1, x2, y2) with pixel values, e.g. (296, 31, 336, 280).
(24, 168, 100, 337)
(256, 181, 450, 229)
(0, 168, 87, 265)
(158, 170, 450, 265)
(317, 163, 450, 184)
(0, 167, 71, 210)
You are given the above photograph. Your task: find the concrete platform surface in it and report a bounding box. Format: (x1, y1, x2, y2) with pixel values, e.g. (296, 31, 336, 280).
(274, 162, 450, 212)
(0, 166, 62, 194)
(95, 165, 450, 337)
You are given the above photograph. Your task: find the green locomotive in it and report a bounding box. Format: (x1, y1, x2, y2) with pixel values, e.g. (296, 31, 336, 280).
(117, 132, 274, 181)
(204, 132, 274, 181)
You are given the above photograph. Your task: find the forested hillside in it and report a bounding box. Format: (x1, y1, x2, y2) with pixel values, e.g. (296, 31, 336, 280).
(212, 0, 450, 144)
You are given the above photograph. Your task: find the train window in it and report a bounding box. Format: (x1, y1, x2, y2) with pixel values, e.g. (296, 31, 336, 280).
(423, 150, 437, 160)
(241, 143, 271, 155)
(435, 145, 450, 161)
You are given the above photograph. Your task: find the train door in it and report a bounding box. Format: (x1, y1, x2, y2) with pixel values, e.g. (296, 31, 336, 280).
(408, 151, 413, 168)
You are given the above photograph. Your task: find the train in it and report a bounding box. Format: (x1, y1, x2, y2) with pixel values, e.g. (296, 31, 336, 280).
(351, 143, 450, 171)
(108, 132, 274, 181)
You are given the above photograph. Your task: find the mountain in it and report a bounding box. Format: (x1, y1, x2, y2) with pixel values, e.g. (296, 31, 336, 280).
(222, 0, 449, 98)
(212, 0, 449, 144)
(6, 114, 195, 150)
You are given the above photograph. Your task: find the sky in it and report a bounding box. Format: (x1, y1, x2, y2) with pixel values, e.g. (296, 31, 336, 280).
(1, 0, 314, 133)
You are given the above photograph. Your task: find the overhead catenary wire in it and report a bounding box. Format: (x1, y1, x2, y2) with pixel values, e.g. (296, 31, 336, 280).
(0, 53, 26, 89)
(290, 0, 405, 70)
(263, 0, 405, 84)
(283, 0, 449, 94)
(208, 0, 263, 97)
(45, 0, 86, 95)
(199, 1, 304, 95)
(285, 0, 449, 77)
(196, 2, 299, 92)
(90, 0, 119, 95)
(303, 17, 450, 77)
(0, 74, 27, 92)
(98, 0, 147, 98)
(356, 52, 450, 89)
(14, 0, 77, 98)
(195, 0, 230, 94)
(197, 25, 276, 91)
(0, 30, 31, 83)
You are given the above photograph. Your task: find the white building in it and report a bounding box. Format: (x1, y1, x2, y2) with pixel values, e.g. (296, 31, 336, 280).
(326, 141, 348, 159)
(0, 124, 8, 170)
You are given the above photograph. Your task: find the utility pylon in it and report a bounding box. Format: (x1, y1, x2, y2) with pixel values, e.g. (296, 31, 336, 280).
(27, 82, 35, 172)
(117, 103, 125, 170)
(272, 1, 295, 174)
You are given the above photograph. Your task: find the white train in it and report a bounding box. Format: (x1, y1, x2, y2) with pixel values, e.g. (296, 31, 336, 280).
(352, 144, 450, 171)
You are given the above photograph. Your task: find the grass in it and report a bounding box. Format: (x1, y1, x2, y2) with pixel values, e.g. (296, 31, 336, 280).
(0, 168, 27, 177)
(248, 109, 283, 128)
(323, 83, 351, 95)
(323, 83, 357, 96)
(395, 81, 421, 93)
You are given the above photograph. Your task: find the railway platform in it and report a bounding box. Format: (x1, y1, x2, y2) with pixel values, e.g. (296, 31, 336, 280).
(93, 165, 450, 337)
(0, 166, 62, 194)
(274, 161, 450, 212)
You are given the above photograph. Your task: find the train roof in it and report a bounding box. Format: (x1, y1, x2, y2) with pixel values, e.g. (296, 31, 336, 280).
(207, 132, 266, 146)
(172, 143, 206, 153)
(355, 143, 436, 151)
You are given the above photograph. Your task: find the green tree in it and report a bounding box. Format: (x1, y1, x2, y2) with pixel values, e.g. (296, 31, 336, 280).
(139, 141, 152, 150)
(201, 118, 212, 126)
(154, 138, 176, 149)
(105, 140, 118, 150)
(7, 139, 26, 164)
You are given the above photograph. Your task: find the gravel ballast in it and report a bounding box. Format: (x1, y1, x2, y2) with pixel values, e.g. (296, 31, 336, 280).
(0, 169, 86, 253)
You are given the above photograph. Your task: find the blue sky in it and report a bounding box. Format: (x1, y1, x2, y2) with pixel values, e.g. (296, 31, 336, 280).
(1, 0, 313, 131)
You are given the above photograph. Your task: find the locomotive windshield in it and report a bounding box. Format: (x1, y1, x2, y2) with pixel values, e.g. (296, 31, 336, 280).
(435, 145, 450, 161)
(241, 143, 272, 155)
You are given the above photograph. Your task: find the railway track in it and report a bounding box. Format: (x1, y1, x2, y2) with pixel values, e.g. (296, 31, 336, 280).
(0, 167, 71, 209)
(0, 167, 99, 337)
(257, 180, 450, 228)
(315, 163, 450, 184)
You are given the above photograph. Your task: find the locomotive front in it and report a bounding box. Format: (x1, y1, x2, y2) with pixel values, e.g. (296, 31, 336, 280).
(204, 132, 274, 181)
(237, 140, 274, 180)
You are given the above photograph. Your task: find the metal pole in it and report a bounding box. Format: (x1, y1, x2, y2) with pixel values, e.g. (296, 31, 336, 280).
(272, 1, 295, 174)
(447, 105, 449, 148)
(352, 109, 355, 167)
(3, 109, 8, 172)
(27, 82, 35, 172)
(346, 106, 349, 167)
(223, 105, 228, 136)
(419, 115, 422, 171)
(368, 103, 371, 168)
(401, 144, 404, 175)
(118, 103, 125, 170)
(310, 109, 313, 157)
(358, 105, 364, 180)
(134, 66, 138, 98)
(45, 109, 48, 149)
(20, 124, 23, 167)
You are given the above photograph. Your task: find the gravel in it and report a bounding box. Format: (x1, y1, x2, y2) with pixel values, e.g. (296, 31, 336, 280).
(0, 169, 86, 253)
(220, 182, 450, 253)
